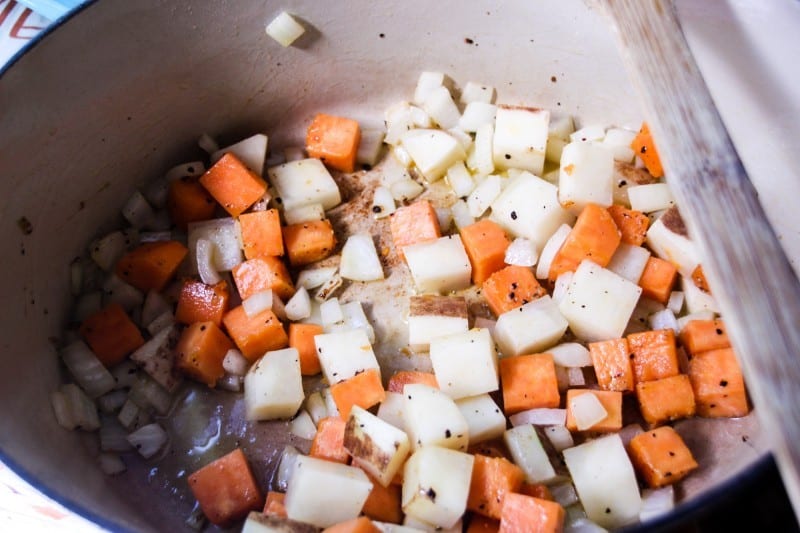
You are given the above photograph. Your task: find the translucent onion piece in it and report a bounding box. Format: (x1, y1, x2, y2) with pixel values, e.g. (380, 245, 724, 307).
(127, 423, 168, 459)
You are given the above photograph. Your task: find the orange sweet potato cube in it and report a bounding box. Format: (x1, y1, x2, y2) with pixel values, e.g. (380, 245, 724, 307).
(239, 209, 284, 259)
(79, 302, 145, 367)
(482, 265, 546, 316)
(199, 152, 268, 216)
(387, 371, 439, 393)
(306, 113, 362, 173)
(565, 389, 623, 432)
(283, 219, 337, 267)
(636, 374, 696, 426)
(188, 448, 264, 527)
(607, 205, 650, 246)
(288, 323, 324, 376)
(499, 354, 560, 415)
(310, 417, 349, 464)
(629, 426, 698, 488)
(175, 279, 230, 327)
(549, 203, 621, 282)
(115, 240, 188, 292)
(461, 219, 511, 285)
(330, 369, 386, 419)
(361, 471, 403, 524)
(499, 493, 565, 533)
(175, 321, 235, 387)
(467, 454, 525, 519)
(679, 319, 730, 356)
(467, 515, 500, 533)
(638, 256, 678, 304)
(628, 329, 680, 384)
(232, 256, 295, 301)
(263, 491, 287, 518)
(589, 338, 635, 393)
(222, 306, 288, 362)
(687, 347, 749, 418)
(389, 200, 441, 260)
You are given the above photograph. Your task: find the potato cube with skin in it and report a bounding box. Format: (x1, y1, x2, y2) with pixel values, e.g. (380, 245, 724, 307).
(645, 208, 699, 277)
(430, 329, 498, 400)
(401, 129, 466, 182)
(403, 236, 472, 294)
(559, 260, 643, 342)
(284, 455, 373, 528)
(558, 141, 615, 214)
(402, 447, 475, 529)
(344, 406, 411, 487)
(492, 106, 549, 175)
(244, 348, 304, 421)
(402, 384, 469, 451)
(268, 158, 342, 211)
(314, 328, 380, 385)
(455, 394, 506, 445)
(563, 434, 642, 529)
(493, 296, 568, 357)
(408, 295, 468, 351)
(490, 172, 574, 250)
(503, 425, 557, 484)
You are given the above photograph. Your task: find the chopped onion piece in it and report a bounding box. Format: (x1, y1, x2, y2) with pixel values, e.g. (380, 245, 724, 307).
(371, 186, 396, 219)
(217, 374, 242, 392)
(320, 297, 344, 326)
(139, 230, 172, 243)
(357, 129, 386, 167)
(391, 144, 414, 168)
(468, 122, 495, 176)
(141, 290, 171, 328)
(510, 408, 567, 427)
(552, 271, 573, 305)
(567, 367, 586, 387)
(111, 360, 139, 389)
(602, 127, 637, 162)
(98, 389, 128, 414)
(50, 390, 75, 430)
(445, 161, 475, 198)
(70, 259, 83, 296)
(128, 375, 173, 416)
(223, 349, 249, 376)
(284, 146, 306, 162)
(165, 161, 205, 182)
(569, 393, 607, 431)
(143, 178, 169, 209)
(276, 445, 301, 492)
(284, 203, 325, 225)
(147, 310, 175, 336)
(195, 238, 222, 285)
(390, 177, 424, 202)
(640, 486, 675, 523)
(98, 453, 126, 476)
(103, 274, 144, 311)
(450, 199, 475, 229)
(340, 234, 385, 282)
(58, 383, 100, 431)
(250, 190, 273, 212)
(304, 391, 328, 426)
(667, 291, 685, 314)
(549, 343, 592, 368)
(550, 482, 579, 507)
(569, 124, 605, 143)
(649, 308, 678, 334)
(321, 387, 340, 418)
(676, 310, 716, 333)
(271, 293, 288, 321)
(243, 290, 274, 317)
(467, 174, 503, 218)
(122, 190, 156, 229)
(338, 301, 375, 344)
(285, 287, 311, 321)
(61, 340, 115, 398)
(89, 231, 128, 271)
(315, 273, 343, 302)
(290, 410, 317, 440)
(536, 224, 572, 279)
(188, 218, 244, 273)
(127, 423, 168, 459)
(212, 134, 269, 174)
(266, 11, 305, 47)
(100, 419, 134, 452)
(505, 237, 538, 267)
(197, 133, 219, 154)
(413, 71, 445, 105)
(447, 127, 473, 151)
(543, 425, 574, 452)
(117, 399, 149, 430)
(297, 267, 337, 290)
(460, 81, 496, 104)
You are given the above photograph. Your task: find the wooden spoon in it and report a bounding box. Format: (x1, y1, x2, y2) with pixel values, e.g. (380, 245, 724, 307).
(598, 0, 800, 518)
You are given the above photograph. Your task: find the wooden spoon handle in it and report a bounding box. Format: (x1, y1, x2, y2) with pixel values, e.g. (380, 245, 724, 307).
(599, 0, 800, 518)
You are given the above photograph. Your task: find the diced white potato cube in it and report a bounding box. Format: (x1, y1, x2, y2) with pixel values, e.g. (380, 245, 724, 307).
(285, 455, 373, 528)
(552, 271, 573, 305)
(455, 394, 506, 445)
(430, 329, 498, 399)
(340, 233, 385, 282)
(320, 387, 340, 418)
(639, 486, 675, 523)
(244, 348, 304, 421)
(566, 518, 609, 533)
(493, 106, 549, 175)
(401, 129, 466, 182)
(103, 274, 144, 311)
(603, 127, 637, 162)
(408, 295, 468, 351)
(212, 133, 268, 175)
(543, 425, 574, 452)
(682, 276, 720, 314)
(467, 174, 503, 218)
(413, 71, 445, 106)
(491, 172, 574, 250)
(549, 115, 575, 141)
(358, 128, 386, 167)
(606, 243, 651, 283)
(504, 425, 557, 484)
(391, 177, 425, 202)
(628, 183, 675, 213)
(188, 217, 243, 272)
(494, 296, 568, 357)
(569, 124, 606, 143)
(265, 12, 305, 47)
(283, 203, 325, 225)
(559, 141, 614, 214)
(422, 86, 461, 130)
(459, 102, 497, 132)
(504, 237, 538, 267)
(468, 123, 495, 176)
(403, 516, 462, 533)
(445, 161, 475, 198)
(314, 329, 380, 385)
(548, 342, 592, 367)
(377, 391, 406, 430)
(545, 136, 569, 164)
(646, 211, 699, 277)
(372, 186, 396, 219)
(402, 447, 474, 529)
(305, 391, 328, 426)
(284, 287, 311, 321)
(536, 223, 573, 279)
(404, 236, 472, 294)
(289, 410, 317, 440)
(460, 81, 496, 104)
(345, 406, 411, 486)
(569, 393, 608, 430)
(450, 199, 475, 230)
(268, 158, 341, 210)
(403, 384, 469, 451)
(563, 434, 642, 529)
(559, 260, 642, 342)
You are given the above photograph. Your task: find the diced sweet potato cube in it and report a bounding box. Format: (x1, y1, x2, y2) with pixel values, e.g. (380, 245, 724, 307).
(232, 256, 295, 301)
(263, 491, 287, 518)
(361, 471, 402, 524)
(629, 426, 698, 488)
(679, 319, 730, 356)
(461, 219, 511, 285)
(607, 205, 650, 246)
(483, 265, 546, 316)
(115, 240, 188, 292)
(468, 454, 525, 519)
(175, 321, 235, 387)
(289, 323, 324, 376)
(306, 113, 362, 173)
(330, 369, 385, 419)
(499, 493, 565, 533)
(222, 306, 288, 362)
(199, 152, 268, 216)
(175, 279, 230, 327)
(239, 209, 284, 259)
(310, 417, 349, 464)
(79, 302, 145, 367)
(499, 354, 560, 415)
(167, 176, 217, 230)
(549, 203, 621, 282)
(283, 219, 337, 266)
(635, 374, 696, 426)
(565, 389, 623, 432)
(687, 347, 749, 418)
(389, 200, 441, 260)
(638, 256, 678, 304)
(628, 329, 680, 384)
(386, 371, 439, 393)
(589, 338, 634, 393)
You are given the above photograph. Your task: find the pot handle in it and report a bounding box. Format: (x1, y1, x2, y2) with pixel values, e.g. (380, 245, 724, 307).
(15, 0, 85, 22)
